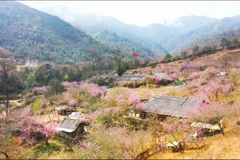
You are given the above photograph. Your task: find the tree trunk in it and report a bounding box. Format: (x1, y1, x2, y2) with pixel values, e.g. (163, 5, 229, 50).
(45, 136, 50, 146)
(5, 86, 9, 115)
(219, 123, 224, 135)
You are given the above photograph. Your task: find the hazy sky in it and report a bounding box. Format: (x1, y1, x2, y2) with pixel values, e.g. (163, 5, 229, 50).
(19, 1, 240, 26)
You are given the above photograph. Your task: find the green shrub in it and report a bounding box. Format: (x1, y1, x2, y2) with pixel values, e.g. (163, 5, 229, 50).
(96, 114, 114, 127)
(33, 143, 61, 154)
(32, 100, 41, 112)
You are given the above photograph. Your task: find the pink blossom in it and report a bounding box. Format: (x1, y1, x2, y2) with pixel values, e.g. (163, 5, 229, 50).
(116, 90, 141, 107)
(186, 101, 228, 126)
(189, 72, 200, 79)
(156, 76, 163, 82)
(136, 103, 144, 111)
(68, 98, 78, 106)
(62, 81, 72, 87)
(131, 52, 140, 57)
(30, 86, 47, 93)
(79, 141, 92, 148)
(10, 105, 31, 118)
(127, 91, 140, 105)
(162, 119, 191, 134)
(181, 60, 201, 70)
(78, 81, 107, 97)
(19, 116, 57, 142)
(62, 81, 78, 88)
(41, 98, 49, 107)
(169, 71, 181, 80)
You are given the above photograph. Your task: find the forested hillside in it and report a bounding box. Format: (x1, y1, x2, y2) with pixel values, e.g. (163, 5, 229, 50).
(90, 29, 162, 58)
(0, 1, 109, 64)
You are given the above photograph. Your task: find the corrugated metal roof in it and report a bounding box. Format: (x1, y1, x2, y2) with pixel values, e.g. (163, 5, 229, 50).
(143, 95, 204, 118)
(56, 118, 82, 133)
(117, 73, 145, 81)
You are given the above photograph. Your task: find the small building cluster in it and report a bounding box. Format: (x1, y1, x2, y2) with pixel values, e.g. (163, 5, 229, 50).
(132, 95, 222, 138)
(116, 71, 177, 87)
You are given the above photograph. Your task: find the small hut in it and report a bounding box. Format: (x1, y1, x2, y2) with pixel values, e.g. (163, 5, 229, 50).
(217, 71, 228, 76)
(56, 118, 84, 137)
(145, 72, 174, 86)
(68, 112, 82, 119)
(190, 121, 222, 136)
(55, 105, 70, 115)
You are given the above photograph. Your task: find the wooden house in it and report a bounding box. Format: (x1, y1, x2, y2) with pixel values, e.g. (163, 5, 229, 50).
(140, 95, 205, 120)
(116, 73, 145, 87)
(152, 72, 174, 85)
(56, 118, 84, 137)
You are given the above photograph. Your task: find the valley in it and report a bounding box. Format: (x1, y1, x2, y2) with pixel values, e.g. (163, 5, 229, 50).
(1, 1, 240, 159)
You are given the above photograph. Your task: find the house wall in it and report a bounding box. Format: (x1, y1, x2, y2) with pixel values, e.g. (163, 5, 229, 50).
(140, 111, 169, 121)
(70, 123, 84, 138)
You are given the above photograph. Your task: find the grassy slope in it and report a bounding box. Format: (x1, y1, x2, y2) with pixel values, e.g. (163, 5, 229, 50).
(112, 48, 240, 159)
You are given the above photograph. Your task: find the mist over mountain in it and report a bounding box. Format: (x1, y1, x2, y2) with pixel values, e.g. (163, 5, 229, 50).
(163, 15, 218, 34)
(163, 14, 240, 54)
(39, 5, 225, 54)
(40, 5, 168, 56)
(3, 2, 240, 60)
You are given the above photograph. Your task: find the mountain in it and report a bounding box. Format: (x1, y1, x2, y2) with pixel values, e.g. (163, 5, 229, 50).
(163, 14, 240, 54)
(22, 4, 240, 56)
(163, 15, 218, 34)
(39, 5, 221, 54)
(0, 1, 110, 64)
(39, 5, 171, 55)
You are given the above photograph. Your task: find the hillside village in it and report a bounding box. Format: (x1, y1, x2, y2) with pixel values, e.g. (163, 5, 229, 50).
(1, 1, 240, 159)
(1, 46, 240, 159)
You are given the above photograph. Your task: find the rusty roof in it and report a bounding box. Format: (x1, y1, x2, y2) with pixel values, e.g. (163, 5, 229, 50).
(143, 95, 204, 118)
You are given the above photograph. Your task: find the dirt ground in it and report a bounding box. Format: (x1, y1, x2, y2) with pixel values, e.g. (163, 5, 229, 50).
(149, 130, 240, 159)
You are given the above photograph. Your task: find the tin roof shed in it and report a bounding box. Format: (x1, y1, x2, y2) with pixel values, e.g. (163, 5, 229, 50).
(56, 118, 83, 133)
(143, 95, 205, 118)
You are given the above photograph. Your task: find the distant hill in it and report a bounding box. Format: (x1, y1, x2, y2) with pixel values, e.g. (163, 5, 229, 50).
(163, 14, 240, 54)
(0, 46, 15, 58)
(16, 3, 240, 57)
(0, 1, 111, 64)
(39, 6, 223, 55)
(39, 6, 171, 55)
